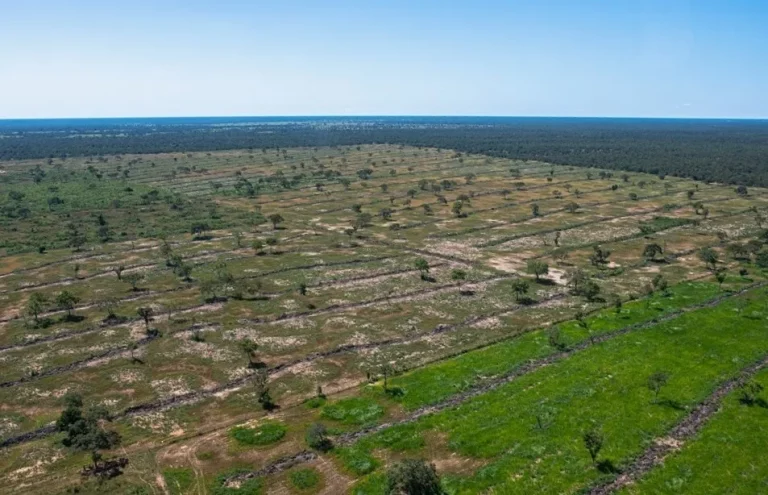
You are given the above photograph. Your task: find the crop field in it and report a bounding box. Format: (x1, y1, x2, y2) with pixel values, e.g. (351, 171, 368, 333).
(0, 144, 767, 494)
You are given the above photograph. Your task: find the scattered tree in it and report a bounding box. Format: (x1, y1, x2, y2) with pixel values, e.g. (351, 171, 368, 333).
(582, 427, 604, 467)
(305, 422, 332, 451)
(26, 292, 47, 324)
(239, 339, 259, 368)
(385, 459, 444, 495)
(643, 243, 663, 262)
(122, 272, 144, 291)
(55, 290, 79, 318)
(512, 278, 529, 302)
(526, 260, 549, 281)
(589, 245, 611, 268)
(137, 307, 153, 332)
(451, 269, 467, 292)
(268, 213, 285, 229)
(415, 258, 430, 280)
(254, 369, 276, 410)
(647, 371, 670, 403)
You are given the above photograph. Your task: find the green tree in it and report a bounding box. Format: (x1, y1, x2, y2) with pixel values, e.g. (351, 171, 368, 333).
(122, 272, 144, 291)
(305, 422, 332, 451)
(511, 279, 529, 302)
(385, 459, 444, 495)
(647, 371, 670, 403)
(354, 213, 372, 230)
(252, 239, 265, 256)
(582, 427, 604, 467)
(254, 369, 275, 410)
(643, 243, 663, 262)
(699, 247, 719, 270)
(56, 393, 121, 453)
(715, 269, 727, 289)
(137, 307, 153, 332)
(415, 258, 430, 280)
(451, 200, 464, 218)
(451, 269, 467, 292)
(239, 339, 259, 368)
(652, 274, 669, 295)
(26, 292, 47, 324)
(268, 213, 285, 229)
(526, 260, 549, 281)
(55, 290, 79, 318)
(589, 245, 611, 268)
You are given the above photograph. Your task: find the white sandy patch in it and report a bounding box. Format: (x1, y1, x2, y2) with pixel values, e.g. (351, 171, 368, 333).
(150, 377, 192, 398)
(471, 316, 502, 329)
(111, 369, 144, 384)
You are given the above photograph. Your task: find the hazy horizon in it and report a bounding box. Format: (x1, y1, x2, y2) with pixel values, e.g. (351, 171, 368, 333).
(2, 1, 767, 119)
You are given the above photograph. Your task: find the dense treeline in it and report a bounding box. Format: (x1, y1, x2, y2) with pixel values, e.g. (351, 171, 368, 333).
(1, 117, 767, 186)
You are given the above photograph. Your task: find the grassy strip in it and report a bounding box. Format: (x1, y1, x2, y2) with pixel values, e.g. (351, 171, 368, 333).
(614, 369, 768, 495)
(380, 281, 725, 410)
(345, 286, 768, 494)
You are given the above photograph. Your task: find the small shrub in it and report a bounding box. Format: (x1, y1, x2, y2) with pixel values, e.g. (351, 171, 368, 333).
(229, 421, 286, 446)
(210, 470, 263, 495)
(321, 397, 384, 425)
(289, 468, 320, 490)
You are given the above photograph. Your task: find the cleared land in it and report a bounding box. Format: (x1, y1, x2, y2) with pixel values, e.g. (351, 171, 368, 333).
(0, 145, 767, 494)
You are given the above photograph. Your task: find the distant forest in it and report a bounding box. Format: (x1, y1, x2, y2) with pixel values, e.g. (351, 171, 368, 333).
(1, 117, 767, 187)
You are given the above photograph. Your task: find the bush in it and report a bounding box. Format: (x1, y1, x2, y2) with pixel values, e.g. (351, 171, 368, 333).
(229, 421, 286, 446)
(321, 397, 384, 425)
(163, 468, 195, 495)
(337, 447, 379, 475)
(385, 459, 444, 495)
(289, 468, 320, 490)
(210, 470, 263, 495)
(306, 422, 332, 451)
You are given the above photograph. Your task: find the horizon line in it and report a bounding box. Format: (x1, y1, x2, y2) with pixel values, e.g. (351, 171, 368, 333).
(2, 114, 768, 122)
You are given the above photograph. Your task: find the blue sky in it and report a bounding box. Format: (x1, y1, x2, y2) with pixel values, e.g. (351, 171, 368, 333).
(1, 0, 767, 118)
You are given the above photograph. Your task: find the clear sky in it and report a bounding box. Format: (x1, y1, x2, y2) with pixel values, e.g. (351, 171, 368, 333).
(1, 0, 767, 119)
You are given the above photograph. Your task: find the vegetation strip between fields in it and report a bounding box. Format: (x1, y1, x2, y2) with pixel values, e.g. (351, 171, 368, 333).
(588, 351, 768, 495)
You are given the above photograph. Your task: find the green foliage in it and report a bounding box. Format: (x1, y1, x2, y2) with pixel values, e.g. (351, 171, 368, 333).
(627, 371, 768, 494)
(163, 468, 195, 495)
(647, 371, 671, 402)
(210, 470, 264, 495)
(229, 421, 286, 446)
(511, 278, 529, 301)
(321, 397, 384, 425)
(385, 459, 444, 495)
(639, 216, 695, 235)
(305, 422, 332, 451)
(414, 258, 430, 279)
(526, 260, 549, 280)
(289, 468, 321, 490)
(26, 292, 47, 322)
(0, 178, 252, 254)
(55, 290, 80, 316)
(337, 447, 379, 475)
(56, 393, 120, 452)
(582, 427, 604, 466)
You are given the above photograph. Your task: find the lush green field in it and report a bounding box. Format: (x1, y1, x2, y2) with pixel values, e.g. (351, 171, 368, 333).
(620, 367, 768, 495)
